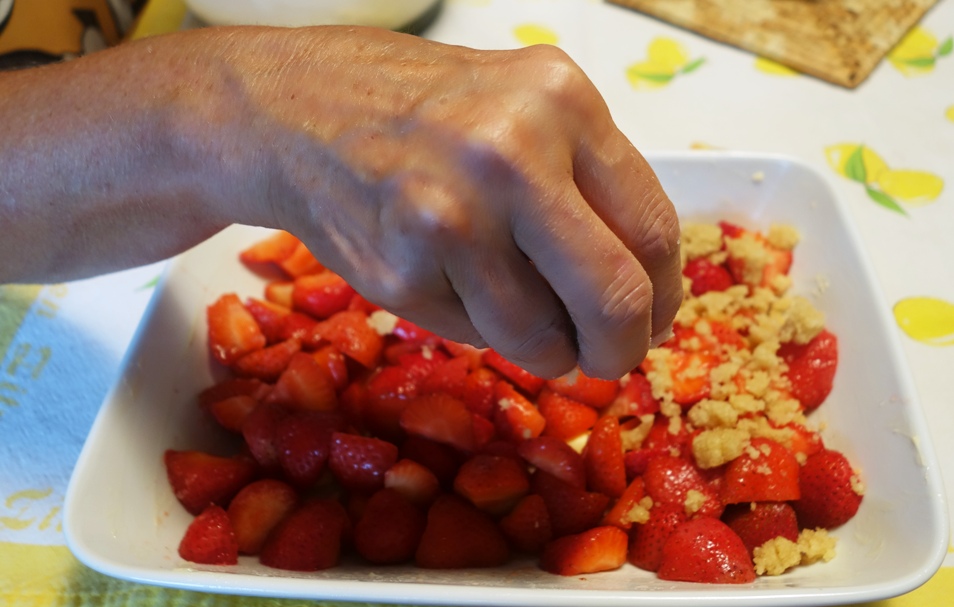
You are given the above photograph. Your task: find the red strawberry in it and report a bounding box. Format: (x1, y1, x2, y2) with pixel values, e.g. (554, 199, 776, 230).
(779, 422, 825, 459)
(207, 394, 259, 433)
(277, 241, 324, 278)
(453, 454, 530, 516)
(400, 435, 463, 489)
(601, 477, 647, 530)
(722, 502, 799, 557)
(292, 271, 356, 319)
(792, 448, 863, 529)
(483, 350, 545, 396)
(178, 504, 238, 565)
(311, 344, 349, 391)
(723, 225, 793, 290)
(720, 438, 800, 504)
(779, 329, 838, 412)
(384, 458, 441, 507)
(639, 346, 717, 407)
(643, 455, 723, 519)
(232, 338, 301, 382)
(164, 450, 257, 515)
(602, 372, 659, 419)
(259, 499, 349, 571)
(328, 432, 399, 494)
(540, 526, 628, 576)
(227, 479, 299, 555)
(264, 352, 337, 412)
(441, 338, 486, 370)
(683, 258, 734, 296)
(239, 231, 300, 267)
(198, 377, 269, 409)
(627, 502, 687, 572)
(531, 471, 611, 538)
(363, 363, 430, 441)
(461, 367, 499, 418)
(354, 488, 426, 565)
(415, 495, 510, 568)
(264, 280, 294, 308)
(545, 368, 619, 409)
(657, 518, 756, 584)
(391, 317, 439, 345)
(537, 389, 598, 440)
(516, 436, 586, 489)
(312, 310, 383, 369)
(400, 393, 477, 452)
(241, 403, 287, 473)
(494, 381, 546, 443)
(273, 411, 344, 489)
(207, 293, 267, 366)
(420, 356, 470, 400)
(243, 297, 292, 344)
(276, 311, 317, 343)
(498, 494, 552, 554)
(583, 416, 627, 498)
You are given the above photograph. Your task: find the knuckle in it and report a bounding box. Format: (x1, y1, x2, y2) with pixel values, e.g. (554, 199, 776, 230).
(389, 173, 476, 246)
(498, 313, 574, 372)
(635, 193, 682, 263)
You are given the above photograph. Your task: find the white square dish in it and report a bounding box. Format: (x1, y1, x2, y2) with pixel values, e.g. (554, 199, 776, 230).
(64, 151, 948, 606)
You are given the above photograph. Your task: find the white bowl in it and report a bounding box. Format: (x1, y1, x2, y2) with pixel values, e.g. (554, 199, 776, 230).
(64, 152, 948, 606)
(184, 0, 442, 30)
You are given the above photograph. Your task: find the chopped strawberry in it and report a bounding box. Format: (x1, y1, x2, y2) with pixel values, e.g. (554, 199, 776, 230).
(441, 338, 486, 370)
(312, 310, 383, 369)
(273, 411, 344, 489)
(657, 518, 756, 584)
(354, 488, 426, 565)
(364, 361, 434, 441)
(311, 344, 349, 390)
(384, 458, 441, 507)
(483, 350, 545, 396)
(602, 372, 659, 419)
(391, 317, 439, 345)
(722, 502, 799, 557)
(243, 297, 292, 344)
(453, 454, 530, 516)
(277, 241, 325, 278)
(531, 471, 611, 538)
(498, 494, 552, 554)
(640, 413, 694, 460)
(207, 293, 267, 366)
(178, 504, 238, 565)
(347, 292, 382, 314)
(420, 356, 470, 400)
(415, 495, 510, 568)
(583, 416, 627, 498)
(227, 479, 299, 555)
(494, 381, 546, 443)
(328, 432, 399, 494)
(198, 377, 269, 409)
(792, 448, 863, 529)
(720, 438, 800, 504)
(276, 311, 317, 343)
(540, 526, 628, 576)
(164, 450, 257, 515)
(459, 367, 499, 419)
(240, 231, 301, 266)
(643, 455, 723, 519)
(639, 347, 717, 407)
(264, 281, 294, 308)
(471, 413, 497, 449)
(779, 329, 838, 412)
(259, 499, 349, 571)
(779, 422, 824, 459)
(232, 338, 301, 382)
(292, 271, 356, 319)
(545, 368, 619, 409)
(400, 393, 477, 452)
(537, 389, 598, 440)
(400, 435, 463, 489)
(601, 477, 648, 530)
(264, 351, 337, 412)
(241, 403, 286, 473)
(516, 436, 586, 489)
(207, 394, 259, 433)
(722, 223, 793, 290)
(627, 502, 687, 572)
(683, 257, 734, 296)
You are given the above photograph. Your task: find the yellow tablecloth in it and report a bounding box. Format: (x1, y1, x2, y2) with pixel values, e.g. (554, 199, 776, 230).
(2, 0, 952, 605)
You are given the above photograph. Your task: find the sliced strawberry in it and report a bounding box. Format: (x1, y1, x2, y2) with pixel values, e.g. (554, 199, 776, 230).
(583, 416, 627, 498)
(494, 380, 546, 443)
(207, 293, 267, 366)
(259, 499, 349, 571)
(792, 448, 863, 529)
(420, 356, 470, 400)
(531, 471, 611, 538)
(239, 231, 300, 266)
(643, 455, 723, 519)
(462, 367, 500, 418)
(207, 394, 259, 433)
(415, 495, 510, 568)
(483, 350, 545, 396)
(720, 438, 800, 504)
(354, 488, 426, 565)
(400, 393, 477, 453)
(227, 479, 299, 555)
(601, 477, 648, 530)
(241, 403, 287, 473)
(264, 281, 294, 308)
(779, 422, 825, 459)
(276, 311, 317, 343)
(312, 310, 383, 369)
(498, 493, 552, 554)
(400, 435, 463, 489)
(453, 454, 530, 516)
(384, 458, 441, 507)
(537, 389, 598, 441)
(328, 432, 399, 494)
(244, 297, 292, 344)
(657, 518, 756, 584)
(364, 362, 432, 441)
(277, 241, 325, 278)
(640, 347, 717, 407)
(516, 436, 586, 489)
(198, 377, 269, 409)
(540, 526, 628, 576)
(683, 257, 734, 296)
(178, 504, 238, 565)
(164, 450, 257, 515)
(602, 372, 659, 419)
(311, 344, 349, 391)
(779, 328, 838, 412)
(391, 317, 439, 345)
(441, 338, 486, 370)
(264, 351, 337, 412)
(347, 292, 382, 314)
(233, 338, 301, 382)
(722, 502, 799, 557)
(545, 368, 619, 409)
(292, 271, 356, 319)
(274, 411, 344, 489)
(627, 502, 687, 572)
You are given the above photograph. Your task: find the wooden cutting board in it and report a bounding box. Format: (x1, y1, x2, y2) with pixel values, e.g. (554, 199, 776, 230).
(608, 0, 939, 87)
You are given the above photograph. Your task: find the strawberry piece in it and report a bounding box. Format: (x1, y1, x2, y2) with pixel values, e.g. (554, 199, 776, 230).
(657, 518, 756, 584)
(441, 338, 486, 370)
(392, 317, 439, 344)
(722, 224, 793, 290)
(540, 526, 628, 576)
(627, 502, 687, 572)
(641, 413, 694, 460)
(461, 367, 499, 418)
(453, 454, 530, 516)
(498, 494, 552, 554)
(207, 394, 259, 433)
(516, 436, 586, 489)
(384, 458, 441, 507)
(264, 351, 337, 412)
(494, 380, 546, 443)
(583, 416, 627, 498)
(233, 338, 301, 382)
(400, 435, 463, 489)
(292, 271, 356, 319)
(354, 488, 426, 565)
(178, 504, 238, 565)
(207, 293, 267, 366)
(720, 438, 800, 504)
(364, 361, 434, 441)
(400, 393, 477, 452)
(328, 432, 399, 494)
(312, 310, 383, 368)
(274, 411, 344, 489)
(683, 257, 734, 296)
(722, 502, 799, 557)
(259, 499, 349, 571)
(601, 477, 647, 530)
(545, 368, 619, 409)
(164, 450, 257, 515)
(643, 455, 723, 519)
(531, 471, 611, 538)
(420, 356, 470, 400)
(241, 403, 286, 473)
(338, 378, 370, 431)
(198, 377, 269, 409)
(277, 241, 324, 278)
(243, 297, 292, 344)
(792, 448, 863, 529)
(483, 350, 545, 396)
(347, 292, 382, 314)
(640, 347, 717, 407)
(537, 389, 598, 441)
(264, 281, 294, 308)
(415, 495, 510, 568)
(227, 479, 299, 555)
(602, 373, 659, 419)
(312, 344, 349, 390)
(623, 446, 671, 480)
(779, 422, 824, 459)
(779, 328, 838, 412)
(240, 231, 301, 266)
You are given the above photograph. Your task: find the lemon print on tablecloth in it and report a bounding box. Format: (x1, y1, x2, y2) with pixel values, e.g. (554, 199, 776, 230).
(946, 105, 954, 123)
(894, 297, 954, 346)
(513, 24, 559, 47)
(825, 143, 944, 215)
(888, 25, 952, 76)
(755, 57, 799, 77)
(626, 38, 705, 89)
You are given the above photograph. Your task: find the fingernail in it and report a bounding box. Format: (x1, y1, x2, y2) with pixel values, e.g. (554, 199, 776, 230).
(649, 325, 674, 348)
